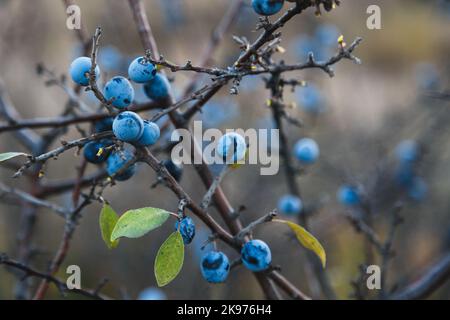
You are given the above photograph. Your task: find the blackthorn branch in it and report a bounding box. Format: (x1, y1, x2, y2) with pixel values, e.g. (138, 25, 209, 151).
(0, 0, 447, 302)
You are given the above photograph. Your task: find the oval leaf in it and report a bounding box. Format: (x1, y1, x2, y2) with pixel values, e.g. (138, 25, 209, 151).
(0, 152, 28, 162)
(99, 204, 120, 249)
(154, 231, 184, 287)
(110, 207, 170, 241)
(276, 219, 326, 268)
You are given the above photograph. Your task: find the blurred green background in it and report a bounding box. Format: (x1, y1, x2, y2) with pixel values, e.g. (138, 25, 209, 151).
(0, 0, 449, 299)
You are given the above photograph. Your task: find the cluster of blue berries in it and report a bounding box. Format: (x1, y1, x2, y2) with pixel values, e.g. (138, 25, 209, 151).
(200, 239, 272, 283)
(394, 140, 427, 202)
(69, 55, 171, 181)
(172, 215, 271, 284)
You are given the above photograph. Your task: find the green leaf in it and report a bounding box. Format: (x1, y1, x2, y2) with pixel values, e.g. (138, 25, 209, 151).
(0, 152, 28, 162)
(275, 219, 326, 268)
(99, 204, 120, 249)
(154, 231, 184, 287)
(110, 207, 170, 241)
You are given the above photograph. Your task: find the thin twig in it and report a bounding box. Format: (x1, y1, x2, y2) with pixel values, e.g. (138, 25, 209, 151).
(236, 210, 278, 241)
(0, 182, 67, 218)
(0, 253, 110, 300)
(200, 165, 228, 210)
(88, 27, 114, 113)
(33, 185, 97, 299)
(13, 131, 113, 178)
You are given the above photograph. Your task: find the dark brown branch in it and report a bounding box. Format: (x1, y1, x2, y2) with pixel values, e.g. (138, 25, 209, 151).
(138, 148, 310, 300)
(346, 212, 384, 252)
(33, 186, 96, 299)
(244, 37, 363, 78)
(0, 253, 110, 300)
(13, 131, 113, 178)
(269, 75, 336, 299)
(379, 203, 403, 298)
(391, 252, 450, 300)
(128, 0, 160, 56)
(128, 0, 310, 300)
(182, 36, 362, 121)
(0, 101, 158, 133)
(268, 271, 312, 300)
(235, 2, 311, 66)
(138, 148, 235, 247)
(145, 37, 362, 80)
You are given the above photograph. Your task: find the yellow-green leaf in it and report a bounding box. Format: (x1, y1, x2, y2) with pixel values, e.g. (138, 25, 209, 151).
(154, 231, 184, 287)
(99, 204, 120, 249)
(110, 207, 170, 241)
(0, 152, 28, 162)
(275, 219, 326, 268)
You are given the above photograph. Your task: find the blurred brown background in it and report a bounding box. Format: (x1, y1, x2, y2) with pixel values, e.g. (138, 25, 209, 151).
(0, 0, 449, 299)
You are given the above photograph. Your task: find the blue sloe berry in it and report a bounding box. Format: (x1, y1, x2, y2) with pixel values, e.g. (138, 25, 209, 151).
(94, 117, 114, 133)
(217, 132, 246, 163)
(200, 251, 230, 283)
(294, 138, 319, 164)
(252, 0, 284, 16)
(112, 111, 144, 142)
(143, 73, 171, 101)
(175, 216, 195, 244)
(337, 185, 360, 206)
(69, 57, 100, 86)
(241, 239, 272, 272)
(128, 56, 157, 83)
(136, 120, 160, 146)
(83, 139, 112, 164)
(278, 194, 303, 215)
(106, 149, 136, 181)
(104, 76, 135, 109)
